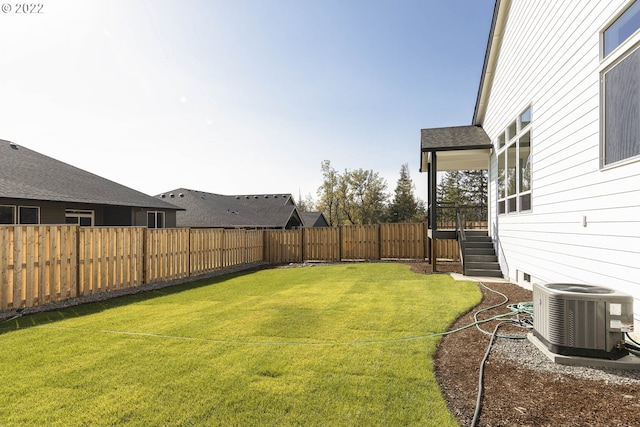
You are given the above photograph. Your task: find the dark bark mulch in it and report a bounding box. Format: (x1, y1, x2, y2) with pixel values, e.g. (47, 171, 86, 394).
(407, 261, 640, 427)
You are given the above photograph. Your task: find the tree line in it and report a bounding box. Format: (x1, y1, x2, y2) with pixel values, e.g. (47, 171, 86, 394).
(298, 160, 487, 226)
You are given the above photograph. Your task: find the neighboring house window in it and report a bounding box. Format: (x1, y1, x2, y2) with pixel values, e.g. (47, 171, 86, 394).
(497, 107, 532, 214)
(18, 206, 39, 224)
(601, 2, 640, 166)
(0, 205, 16, 224)
(66, 209, 94, 226)
(147, 211, 165, 229)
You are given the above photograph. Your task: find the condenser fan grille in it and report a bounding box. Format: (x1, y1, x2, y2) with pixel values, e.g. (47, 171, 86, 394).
(545, 283, 614, 294)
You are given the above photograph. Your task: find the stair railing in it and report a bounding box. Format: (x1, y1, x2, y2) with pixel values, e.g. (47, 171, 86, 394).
(455, 206, 467, 275)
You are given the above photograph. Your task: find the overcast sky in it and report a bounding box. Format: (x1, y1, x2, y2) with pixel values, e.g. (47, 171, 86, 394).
(0, 0, 494, 203)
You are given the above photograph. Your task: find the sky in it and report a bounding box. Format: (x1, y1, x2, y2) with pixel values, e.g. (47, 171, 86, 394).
(0, 0, 494, 204)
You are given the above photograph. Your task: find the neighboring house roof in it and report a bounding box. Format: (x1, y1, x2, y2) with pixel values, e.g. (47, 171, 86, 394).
(300, 211, 330, 227)
(419, 126, 492, 172)
(156, 188, 303, 228)
(0, 139, 180, 210)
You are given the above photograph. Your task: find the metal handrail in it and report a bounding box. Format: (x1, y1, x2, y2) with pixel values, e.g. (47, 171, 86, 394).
(456, 206, 467, 275)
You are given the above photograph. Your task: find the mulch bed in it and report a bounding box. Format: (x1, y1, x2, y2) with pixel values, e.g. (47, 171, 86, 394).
(407, 261, 640, 427)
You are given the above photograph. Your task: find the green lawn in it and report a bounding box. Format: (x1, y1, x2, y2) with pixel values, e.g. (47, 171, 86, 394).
(0, 263, 481, 426)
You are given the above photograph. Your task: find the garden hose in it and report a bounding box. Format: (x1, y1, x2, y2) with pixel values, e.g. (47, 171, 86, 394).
(469, 281, 535, 427)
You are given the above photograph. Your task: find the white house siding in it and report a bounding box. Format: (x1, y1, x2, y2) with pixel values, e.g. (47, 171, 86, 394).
(482, 0, 640, 318)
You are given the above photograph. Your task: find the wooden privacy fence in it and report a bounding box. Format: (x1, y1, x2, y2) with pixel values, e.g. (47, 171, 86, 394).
(0, 226, 265, 311)
(1, 226, 77, 311)
(1, 222, 482, 311)
(263, 223, 468, 264)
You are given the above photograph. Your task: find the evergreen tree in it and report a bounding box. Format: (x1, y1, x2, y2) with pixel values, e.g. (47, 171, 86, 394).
(436, 170, 488, 222)
(388, 163, 420, 223)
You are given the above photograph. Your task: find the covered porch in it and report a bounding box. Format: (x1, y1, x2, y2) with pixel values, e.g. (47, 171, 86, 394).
(419, 125, 497, 275)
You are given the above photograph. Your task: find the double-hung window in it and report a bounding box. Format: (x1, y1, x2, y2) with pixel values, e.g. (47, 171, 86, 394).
(601, 0, 640, 167)
(497, 107, 532, 214)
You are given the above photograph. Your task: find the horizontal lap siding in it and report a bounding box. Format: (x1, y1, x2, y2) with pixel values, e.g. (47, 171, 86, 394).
(483, 1, 640, 294)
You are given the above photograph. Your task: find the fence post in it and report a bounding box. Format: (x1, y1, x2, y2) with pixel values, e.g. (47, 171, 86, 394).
(220, 229, 225, 269)
(377, 224, 382, 261)
(142, 227, 148, 285)
(300, 228, 304, 263)
(338, 226, 342, 262)
(74, 226, 80, 297)
(187, 228, 192, 277)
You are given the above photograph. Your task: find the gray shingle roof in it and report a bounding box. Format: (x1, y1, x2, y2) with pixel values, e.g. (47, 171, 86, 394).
(300, 212, 329, 227)
(0, 140, 180, 210)
(156, 188, 302, 228)
(420, 125, 491, 151)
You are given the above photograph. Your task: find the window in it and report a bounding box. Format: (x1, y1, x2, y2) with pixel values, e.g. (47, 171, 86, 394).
(147, 211, 165, 229)
(519, 132, 532, 210)
(0, 205, 16, 224)
(498, 152, 506, 214)
(520, 107, 531, 128)
(601, 1, 640, 167)
(602, 45, 640, 166)
(18, 206, 39, 224)
(0, 205, 40, 224)
(66, 209, 94, 226)
(603, 0, 640, 57)
(497, 106, 532, 214)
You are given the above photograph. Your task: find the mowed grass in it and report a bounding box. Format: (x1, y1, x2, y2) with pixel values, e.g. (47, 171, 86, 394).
(0, 263, 481, 426)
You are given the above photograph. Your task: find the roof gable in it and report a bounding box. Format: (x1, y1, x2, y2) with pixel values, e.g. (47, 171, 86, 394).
(300, 211, 330, 227)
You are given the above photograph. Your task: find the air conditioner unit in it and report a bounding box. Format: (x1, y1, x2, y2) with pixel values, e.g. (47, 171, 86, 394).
(533, 283, 634, 360)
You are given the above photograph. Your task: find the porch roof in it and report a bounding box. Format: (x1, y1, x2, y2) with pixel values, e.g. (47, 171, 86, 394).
(420, 125, 492, 172)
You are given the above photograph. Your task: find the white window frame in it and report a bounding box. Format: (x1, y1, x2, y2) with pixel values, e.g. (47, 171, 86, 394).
(600, 1, 640, 169)
(496, 106, 532, 215)
(18, 206, 40, 224)
(65, 209, 94, 226)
